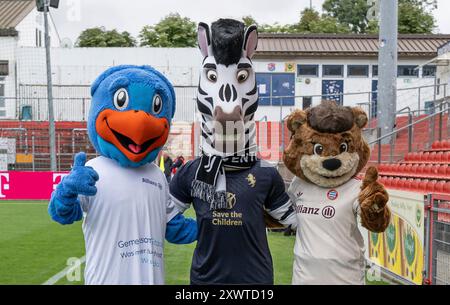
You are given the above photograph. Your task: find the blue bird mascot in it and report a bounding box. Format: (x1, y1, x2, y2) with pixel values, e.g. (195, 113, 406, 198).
(48, 65, 197, 285)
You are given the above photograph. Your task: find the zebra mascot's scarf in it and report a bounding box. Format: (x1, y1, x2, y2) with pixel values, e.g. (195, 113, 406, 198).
(192, 19, 259, 210)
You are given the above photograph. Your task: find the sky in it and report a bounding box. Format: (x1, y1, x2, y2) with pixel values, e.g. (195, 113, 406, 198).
(50, 0, 450, 44)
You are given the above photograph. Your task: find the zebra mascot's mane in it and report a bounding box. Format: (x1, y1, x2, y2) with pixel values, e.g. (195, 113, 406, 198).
(192, 19, 260, 210)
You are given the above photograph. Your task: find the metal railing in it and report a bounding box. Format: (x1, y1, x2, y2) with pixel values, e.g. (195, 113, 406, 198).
(424, 194, 450, 285)
(369, 97, 450, 164)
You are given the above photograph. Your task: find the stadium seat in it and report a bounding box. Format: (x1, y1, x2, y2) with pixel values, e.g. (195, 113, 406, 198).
(410, 179, 420, 192)
(421, 152, 430, 162)
(428, 180, 437, 193)
(411, 164, 419, 174)
(417, 164, 426, 175)
(435, 151, 443, 163)
(432, 140, 442, 150)
(419, 179, 429, 192)
(443, 151, 450, 163)
(435, 181, 445, 193)
(443, 140, 450, 149)
(444, 182, 450, 193)
(429, 152, 437, 162)
(398, 178, 407, 189)
(437, 165, 446, 179)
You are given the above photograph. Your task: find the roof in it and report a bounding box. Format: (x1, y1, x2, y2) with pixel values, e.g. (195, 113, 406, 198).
(0, 0, 35, 30)
(255, 33, 450, 58)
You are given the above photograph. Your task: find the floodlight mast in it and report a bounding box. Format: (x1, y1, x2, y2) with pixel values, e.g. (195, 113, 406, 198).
(36, 0, 58, 170)
(377, 0, 398, 144)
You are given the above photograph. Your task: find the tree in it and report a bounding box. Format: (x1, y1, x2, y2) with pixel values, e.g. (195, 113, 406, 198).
(398, 0, 435, 33)
(322, 0, 371, 33)
(322, 0, 436, 34)
(76, 27, 136, 47)
(242, 15, 258, 28)
(139, 13, 197, 47)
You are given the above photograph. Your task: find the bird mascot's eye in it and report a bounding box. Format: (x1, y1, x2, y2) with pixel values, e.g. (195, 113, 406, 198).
(313, 143, 324, 156)
(237, 69, 249, 83)
(113, 88, 129, 110)
(339, 142, 348, 153)
(206, 69, 217, 83)
(152, 94, 163, 114)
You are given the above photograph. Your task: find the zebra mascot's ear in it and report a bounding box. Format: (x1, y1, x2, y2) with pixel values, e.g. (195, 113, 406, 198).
(243, 25, 258, 59)
(198, 22, 211, 58)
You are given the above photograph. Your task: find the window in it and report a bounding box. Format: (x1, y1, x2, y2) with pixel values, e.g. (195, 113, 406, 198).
(372, 65, 378, 77)
(0, 61, 8, 76)
(348, 65, 369, 77)
(422, 65, 436, 77)
(323, 65, 344, 77)
(297, 65, 319, 77)
(302, 97, 312, 109)
(398, 65, 419, 77)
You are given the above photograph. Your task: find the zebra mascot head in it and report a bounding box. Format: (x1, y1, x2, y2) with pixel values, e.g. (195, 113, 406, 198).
(192, 19, 259, 210)
(196, 19, 258, 157)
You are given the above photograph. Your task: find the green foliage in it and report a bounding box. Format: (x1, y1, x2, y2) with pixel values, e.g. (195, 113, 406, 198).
(398, 0, 435, 34)
(323, 0, 370, 33)
(244, 9, 351, 34)
(139, 13, 197, 47)
(76, 27, 136, 47)
(322, 0, 436, 34)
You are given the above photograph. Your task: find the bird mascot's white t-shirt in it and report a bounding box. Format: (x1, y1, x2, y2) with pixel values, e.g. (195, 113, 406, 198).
(289, 176, 366, 285)
(79, 156, 178, 285)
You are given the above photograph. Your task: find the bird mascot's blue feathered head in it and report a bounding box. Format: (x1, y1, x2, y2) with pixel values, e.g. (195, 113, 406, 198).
(88, 65, 176, 167)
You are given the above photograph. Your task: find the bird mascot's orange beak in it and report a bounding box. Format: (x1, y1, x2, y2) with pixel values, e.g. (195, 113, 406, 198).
(96, 109, 169, 163)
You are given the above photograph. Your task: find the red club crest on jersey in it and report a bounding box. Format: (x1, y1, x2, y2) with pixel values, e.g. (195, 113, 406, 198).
(327, 189, 338, 200)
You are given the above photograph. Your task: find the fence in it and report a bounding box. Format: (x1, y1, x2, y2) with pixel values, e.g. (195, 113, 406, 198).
(13, 84, 197, 122)
(424, 193, 450, 285)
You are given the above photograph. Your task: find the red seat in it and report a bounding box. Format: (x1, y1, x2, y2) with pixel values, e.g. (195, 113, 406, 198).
(421, 152, 430, 162)
(443, 140, 450, 149)
(435, 181, 445, 193)
(392, 177, 401, 189)
(444, 182, 450, 194)
(443, 151, 450, 163)
(417, 164, 426, 175)
(423, 164, 433, 177)
(432, 141, 442, 150)
(410, 179, 420, 192)
(437, 165, 447, 179)
(419, 179, 429, 192)
(427, 180, 437, 193)
(398, 164, 406, 174)
(435, 151, 444, 163)
(398, 178, 407, 189)
(410, 164, 419, 174)
(429, 152, 437, 162)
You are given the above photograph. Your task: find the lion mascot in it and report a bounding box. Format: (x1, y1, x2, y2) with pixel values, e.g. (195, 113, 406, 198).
(283, 100, 391, 285)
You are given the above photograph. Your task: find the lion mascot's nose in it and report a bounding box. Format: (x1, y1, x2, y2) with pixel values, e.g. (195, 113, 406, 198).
(322, 158, 342, 171)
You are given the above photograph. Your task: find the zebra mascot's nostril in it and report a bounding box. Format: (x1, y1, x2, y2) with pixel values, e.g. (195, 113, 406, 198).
(322, 158, 342, 171)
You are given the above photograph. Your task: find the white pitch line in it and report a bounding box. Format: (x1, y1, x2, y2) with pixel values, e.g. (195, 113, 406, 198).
(42, 256, 86, 285)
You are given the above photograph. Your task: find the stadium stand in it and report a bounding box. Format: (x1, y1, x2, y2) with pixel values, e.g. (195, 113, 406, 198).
(377, 139, 450, 195)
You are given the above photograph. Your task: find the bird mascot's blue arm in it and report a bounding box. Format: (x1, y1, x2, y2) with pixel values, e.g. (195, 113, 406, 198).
(166, 214, 197, 244)
(48, 152, 98, 225)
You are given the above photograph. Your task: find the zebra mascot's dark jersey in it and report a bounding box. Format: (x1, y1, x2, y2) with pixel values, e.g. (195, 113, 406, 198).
(169, 19, 295, 284)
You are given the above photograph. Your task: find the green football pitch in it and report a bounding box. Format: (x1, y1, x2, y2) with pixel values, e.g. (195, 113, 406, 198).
(0, 200, 388, 285)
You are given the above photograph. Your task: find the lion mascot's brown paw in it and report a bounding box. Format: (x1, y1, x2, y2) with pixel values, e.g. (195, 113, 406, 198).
(359, 166, 391, 233)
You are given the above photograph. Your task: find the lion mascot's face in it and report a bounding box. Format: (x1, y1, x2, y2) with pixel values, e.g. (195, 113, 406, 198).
(283, 101, 371, 188)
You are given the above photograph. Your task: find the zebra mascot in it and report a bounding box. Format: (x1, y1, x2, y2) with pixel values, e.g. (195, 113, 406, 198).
(169, 19, 296, 284)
